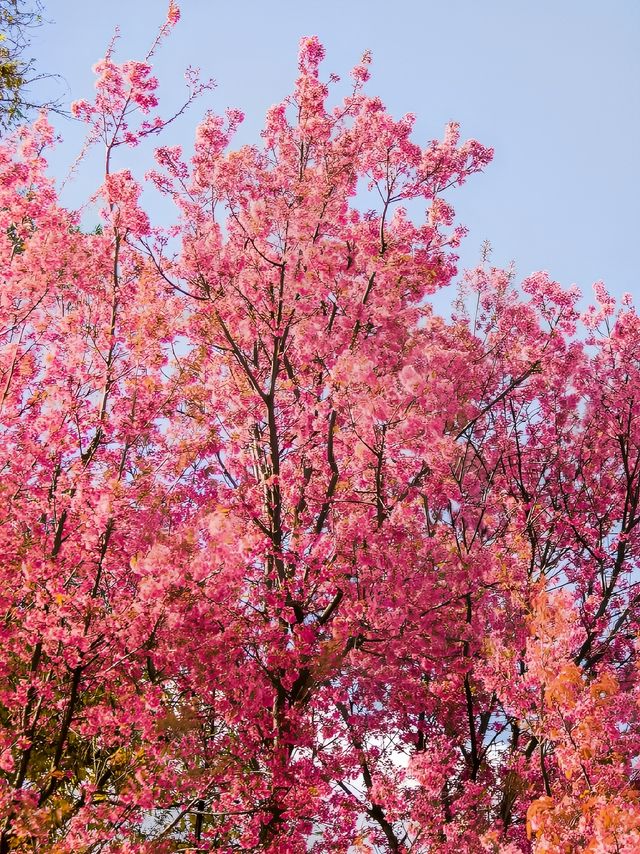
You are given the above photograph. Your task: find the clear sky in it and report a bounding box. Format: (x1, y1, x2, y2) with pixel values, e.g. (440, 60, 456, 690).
(31, 0, 639, 304)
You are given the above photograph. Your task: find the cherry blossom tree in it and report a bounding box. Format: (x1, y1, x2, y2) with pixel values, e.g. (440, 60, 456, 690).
(0, 5, 638, 852)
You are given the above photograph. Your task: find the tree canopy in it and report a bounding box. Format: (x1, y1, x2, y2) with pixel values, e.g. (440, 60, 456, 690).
(0, 6, 638, 852)
(0, 0, 55, 133)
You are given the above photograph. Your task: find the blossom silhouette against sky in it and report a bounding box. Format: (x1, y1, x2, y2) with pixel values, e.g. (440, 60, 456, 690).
(33, 0, 639, 303)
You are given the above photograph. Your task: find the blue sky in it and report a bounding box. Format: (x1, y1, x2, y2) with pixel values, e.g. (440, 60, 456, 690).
(31, 0, 639, 304)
